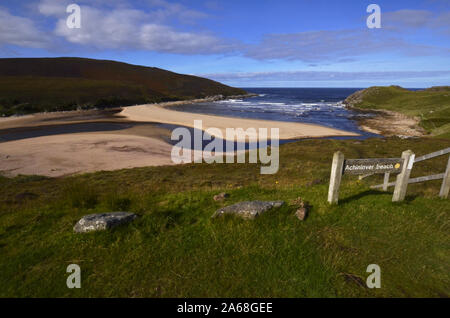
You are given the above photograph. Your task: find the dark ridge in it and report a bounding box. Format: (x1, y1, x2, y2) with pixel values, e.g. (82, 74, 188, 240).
(0, 57, 247, 116)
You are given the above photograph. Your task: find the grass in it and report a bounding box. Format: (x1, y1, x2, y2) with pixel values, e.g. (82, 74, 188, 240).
(0, 137, 449, 297)
(346, 86, 450, 138)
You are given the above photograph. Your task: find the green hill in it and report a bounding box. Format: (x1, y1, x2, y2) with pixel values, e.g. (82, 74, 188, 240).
(344, 85, 450, 138)
(0, 57, 246, 116)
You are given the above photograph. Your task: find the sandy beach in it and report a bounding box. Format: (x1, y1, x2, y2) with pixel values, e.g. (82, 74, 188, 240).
(0, 102, 360, 177)
(0, 128, 244, 177)
(120, 104, 359, 141)
(0, 133, 176, 177)
(0, 108, 126, 130)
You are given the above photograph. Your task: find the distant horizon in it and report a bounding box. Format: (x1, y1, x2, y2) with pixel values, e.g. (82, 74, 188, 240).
(238, 86, 429, 89)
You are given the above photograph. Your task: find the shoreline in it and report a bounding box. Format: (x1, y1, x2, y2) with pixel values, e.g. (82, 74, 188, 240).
(0, 93, 258, 124)
(120, 104, 360, 141)
(151, 93, 259, 108)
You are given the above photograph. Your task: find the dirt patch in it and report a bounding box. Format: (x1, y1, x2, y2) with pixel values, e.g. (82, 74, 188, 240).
(355, 109, 426, 137)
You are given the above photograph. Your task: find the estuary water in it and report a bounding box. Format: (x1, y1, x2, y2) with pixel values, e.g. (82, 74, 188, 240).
(170, 87, 378, 139)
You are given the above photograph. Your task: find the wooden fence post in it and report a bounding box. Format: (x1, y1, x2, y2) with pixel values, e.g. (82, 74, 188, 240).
(328, 151, 344, 204)
(393, 150, 415, 202)
(439, 155, 450, 199)
(383, 172, 390, 191)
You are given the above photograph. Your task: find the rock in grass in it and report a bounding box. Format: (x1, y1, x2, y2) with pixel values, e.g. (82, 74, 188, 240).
(213, 192, 230, 201)
(295, 207, 307, 221)
(291, 197, 309, 221)
(73, 212, 137, 233)
(212, 201, 284, 220)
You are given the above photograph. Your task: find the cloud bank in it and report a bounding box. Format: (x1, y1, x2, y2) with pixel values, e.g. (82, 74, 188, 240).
(36, 0, 235, 54)
(200, 70, 450, 83)
(0, 8, 51, 48)
(0, 1, 448, 63)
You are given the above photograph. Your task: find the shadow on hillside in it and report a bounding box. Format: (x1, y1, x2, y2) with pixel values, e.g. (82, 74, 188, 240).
(338, 190, 388, 205)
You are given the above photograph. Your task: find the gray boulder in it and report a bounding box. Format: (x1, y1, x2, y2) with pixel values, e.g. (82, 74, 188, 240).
(73, 212, 137, 233)
(213, 201, 284, 219)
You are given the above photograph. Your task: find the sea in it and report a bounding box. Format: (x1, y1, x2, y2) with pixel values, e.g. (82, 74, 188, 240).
(170, 87, 378, 139)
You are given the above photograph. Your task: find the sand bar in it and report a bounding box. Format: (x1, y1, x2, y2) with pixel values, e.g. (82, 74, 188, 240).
(0, 133, 175, 177)
(120, 104, 359, 140)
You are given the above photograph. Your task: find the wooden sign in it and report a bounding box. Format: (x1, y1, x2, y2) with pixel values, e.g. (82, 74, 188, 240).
(343, 158, 403, 175)
(328, 152, 409, 204)
(329, 148, 449, 205)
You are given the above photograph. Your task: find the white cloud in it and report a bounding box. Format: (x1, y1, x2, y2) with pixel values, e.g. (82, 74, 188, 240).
(54, 7, 146, 48)
(384, 10, 434, 28)
(0, 8, 51, 48)
(2, 1, 449, 61)
(38, 0, 67, 16)
(138, 24, 228, 54)
(384, 9, 450, 35)
(147, 0, 209, 23)
(200, 70, 450, 82)
(37, 0, 233, 54)
(432, 11, 450, 34)
(242, 26, 450, 62)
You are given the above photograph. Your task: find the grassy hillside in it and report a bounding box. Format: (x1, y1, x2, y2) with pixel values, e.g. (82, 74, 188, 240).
(344, 86, 450, 138)
(1, 137, 449, 297)
(0, 57, 246, 116)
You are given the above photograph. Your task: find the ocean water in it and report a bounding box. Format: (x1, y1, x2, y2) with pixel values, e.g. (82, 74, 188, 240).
(170, 87, 378, 139)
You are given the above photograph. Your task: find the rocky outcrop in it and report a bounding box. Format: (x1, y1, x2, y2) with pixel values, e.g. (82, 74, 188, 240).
(343, 88, 366, 108)
(73, 212, 137, 233)
(212, 201, 284, 219)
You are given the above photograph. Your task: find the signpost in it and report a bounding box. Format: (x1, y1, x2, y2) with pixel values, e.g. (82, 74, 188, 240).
(343, 158, 403, 175)
(438, 155, 450, 199)
(329, 147, 450, 204)
(327, 151, 344, 204)
(328, 152, 407, 204)
(392, 150, 415, 202)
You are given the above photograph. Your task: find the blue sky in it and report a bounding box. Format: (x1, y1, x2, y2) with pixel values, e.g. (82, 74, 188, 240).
(0, 0, 449, 87)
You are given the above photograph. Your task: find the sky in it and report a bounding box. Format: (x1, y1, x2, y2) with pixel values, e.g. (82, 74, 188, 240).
(0, 0, 449, 87)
